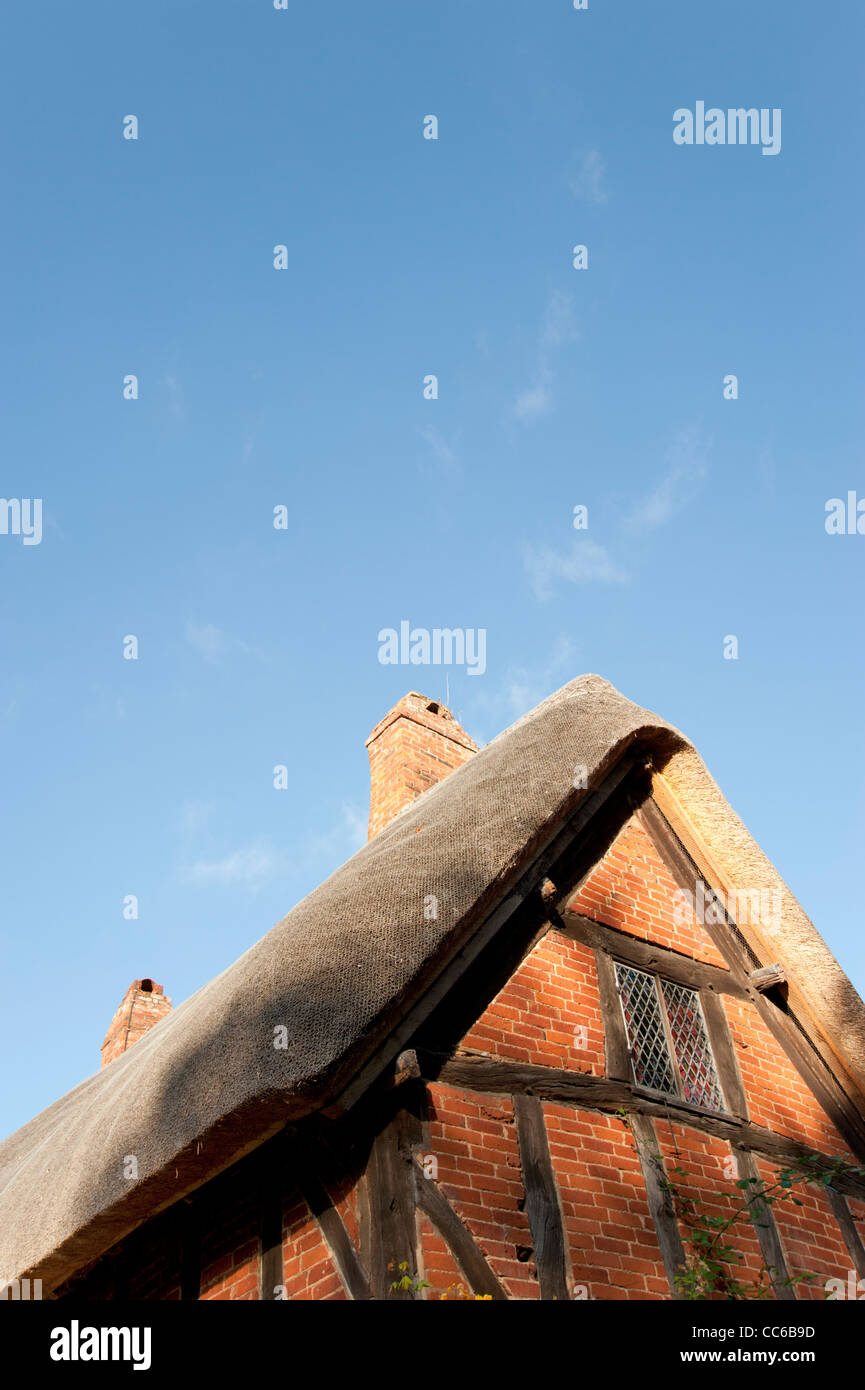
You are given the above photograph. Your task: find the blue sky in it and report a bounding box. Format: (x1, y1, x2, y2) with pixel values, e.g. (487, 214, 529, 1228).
(1, 0, 862, 1138)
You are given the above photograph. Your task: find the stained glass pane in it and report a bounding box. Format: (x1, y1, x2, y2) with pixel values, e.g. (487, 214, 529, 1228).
(660, 979, 724, 1111)
(614, 963, 677, 1096)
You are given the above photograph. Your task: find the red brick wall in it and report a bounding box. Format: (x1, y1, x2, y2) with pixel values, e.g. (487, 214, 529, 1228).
(459, 932, 605, 1073)
(425, 1083, 536, 1297)
(569, 819, 729, 969)
(723, 994, 851, 1156)
(654, 1123, 766, 1294)
(545, 1104, 668, 1299)
(281, 1195, 345, 1300)
(417, 1213, 467, 1297)
(752, 1157, 852, 1300)
(199, 1184, 260, 1301)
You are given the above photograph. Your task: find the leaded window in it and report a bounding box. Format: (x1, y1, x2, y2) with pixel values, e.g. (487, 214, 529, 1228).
(614, 962, 724, 1111)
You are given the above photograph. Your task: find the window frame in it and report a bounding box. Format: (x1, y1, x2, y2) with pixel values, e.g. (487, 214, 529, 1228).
(613, 960, 727, 1114)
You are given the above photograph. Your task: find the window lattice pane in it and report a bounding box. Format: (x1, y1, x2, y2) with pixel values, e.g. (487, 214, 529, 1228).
(660, 979, 724, 1111)
(614, 964, 677, 1096)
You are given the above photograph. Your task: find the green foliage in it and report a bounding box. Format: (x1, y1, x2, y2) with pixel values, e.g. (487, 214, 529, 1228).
(387, 1260, 432, 1294)
(386, 1261, 492, 1299)
(658, 1152, 865, 1300)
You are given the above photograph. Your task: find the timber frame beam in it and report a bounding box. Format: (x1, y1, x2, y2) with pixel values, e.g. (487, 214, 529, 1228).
(557, 910, 746, 998)
(417, 1052, 865, 1202)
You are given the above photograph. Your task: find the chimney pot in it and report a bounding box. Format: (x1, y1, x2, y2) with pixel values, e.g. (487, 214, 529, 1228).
(100, 978, 172, 1068)
(365, 692, 478, 838)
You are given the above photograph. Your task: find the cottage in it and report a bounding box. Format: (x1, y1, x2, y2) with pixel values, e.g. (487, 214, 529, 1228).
(1, 675, 864, 1301)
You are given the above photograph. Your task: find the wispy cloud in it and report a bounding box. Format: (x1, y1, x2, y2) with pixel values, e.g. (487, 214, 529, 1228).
(523, 537, 628, 601)
(471, 636, 580, 735)
(185, 840, 278, 887)
(540, 290, 579, 350)
(513, 290, 579, 422)
(306, 800, 367, 860)
(185, 622, 251, 667)
(514, 383, 551, 421)
(622, 427, 710, 532)
(179, 802, 367, 891)
(569, 149, 608, 205)
(502, 636, 580, 719)
(177, 800, 216, 836)
(418, 423, 461, 479)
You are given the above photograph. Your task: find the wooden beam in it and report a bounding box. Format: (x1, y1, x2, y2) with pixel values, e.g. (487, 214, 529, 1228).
(825, 1186, 865, 1282)
(628, 1113, 686, 1297)
(749, 964, 786, 992)
(296, 1170, 371, 1301)
(259, 1187, 284, 1302)
(734, 1150, 797, 1300)
(432, 1052, 630, 1107)
(636, 797, 865, 1161)
(421, 1054, 865, 1200)
(360, 1094, 424, 1299)
(699, 988, 749, 1121)
(561, 911, 746, 998)
(513, 1096, 571, 1300)
(412, 1159, 508, 1300)
(593, 948, 631, 1082)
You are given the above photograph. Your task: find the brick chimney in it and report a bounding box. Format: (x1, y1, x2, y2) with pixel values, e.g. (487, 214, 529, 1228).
(100, 978, 172, 1068)
(366, 692, 478, 839)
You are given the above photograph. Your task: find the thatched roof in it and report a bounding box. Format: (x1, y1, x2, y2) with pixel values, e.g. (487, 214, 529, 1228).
(1, 674, 863, 1294)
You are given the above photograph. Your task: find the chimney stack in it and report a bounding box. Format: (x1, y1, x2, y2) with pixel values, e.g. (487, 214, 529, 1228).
(100, 978, 172, 1068)
(365, 692, 478, 839)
